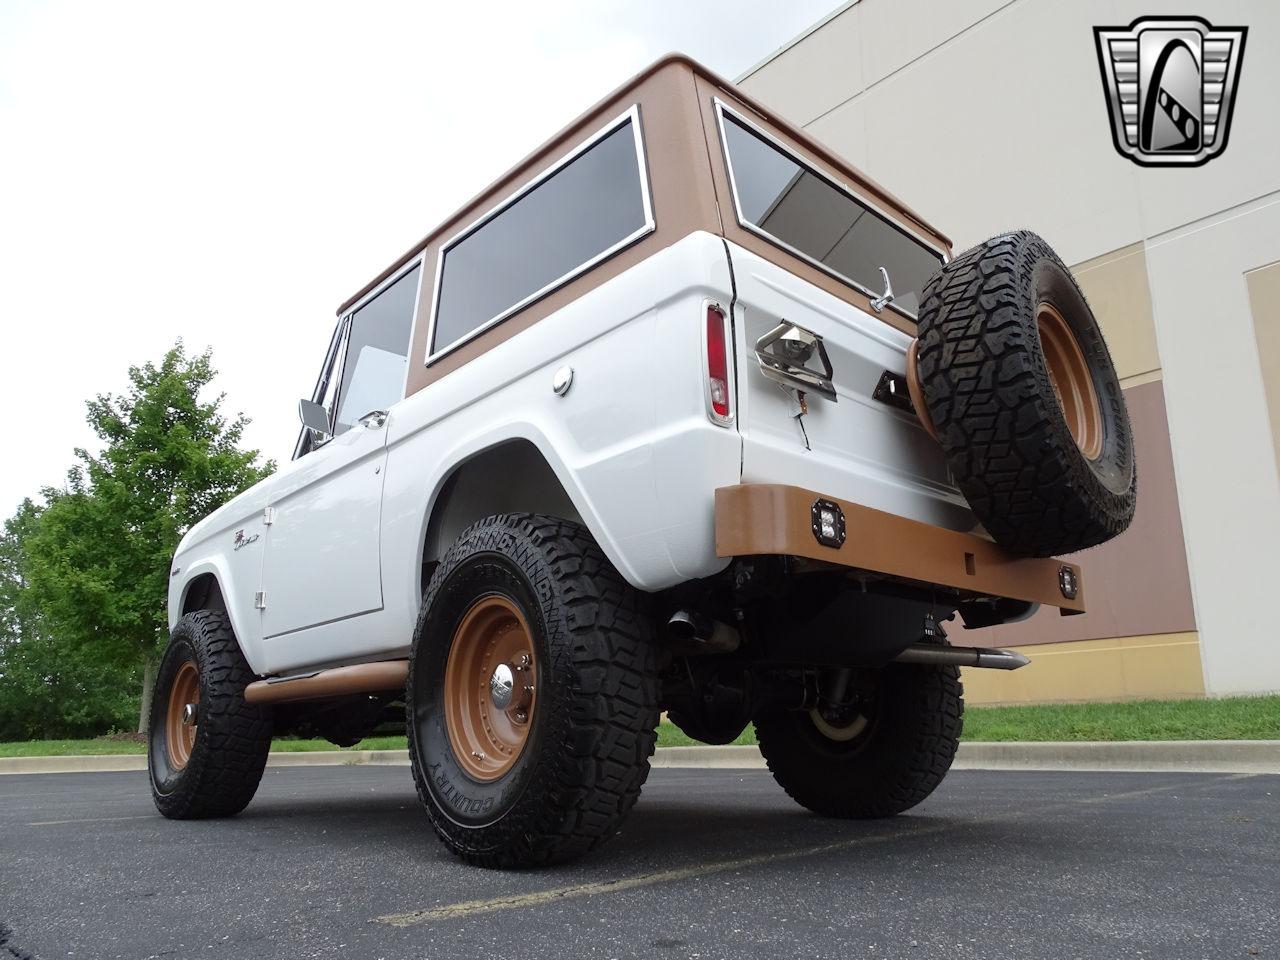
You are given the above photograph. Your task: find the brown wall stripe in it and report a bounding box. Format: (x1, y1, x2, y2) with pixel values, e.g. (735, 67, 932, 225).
(969, 379, 1196, 647)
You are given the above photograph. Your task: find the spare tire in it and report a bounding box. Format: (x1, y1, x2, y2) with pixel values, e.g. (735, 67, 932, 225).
(913, 231, 1136, 557)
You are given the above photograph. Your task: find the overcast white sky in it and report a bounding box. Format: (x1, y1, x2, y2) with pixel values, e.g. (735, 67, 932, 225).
(0, 0, 839, 514)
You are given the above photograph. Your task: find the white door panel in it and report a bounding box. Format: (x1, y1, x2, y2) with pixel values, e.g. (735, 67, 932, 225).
(260, 420, 388, 640)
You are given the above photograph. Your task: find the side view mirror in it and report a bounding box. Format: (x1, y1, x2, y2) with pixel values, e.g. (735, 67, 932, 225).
(298, 399, 331, 437)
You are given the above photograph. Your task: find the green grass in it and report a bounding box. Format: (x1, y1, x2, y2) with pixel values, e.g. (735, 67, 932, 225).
(0, 735, 412, 758)
(656, 722, 756, 748)
(959, 695, 1280, 742)
(3, 696, 1276, 757)
(0, 738, 153, 757)
(655, 695, 1280, 746)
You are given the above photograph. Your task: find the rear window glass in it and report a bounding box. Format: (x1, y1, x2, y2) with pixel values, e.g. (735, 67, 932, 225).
(429, 112, 652, 359)
(719, 109, 943, 319)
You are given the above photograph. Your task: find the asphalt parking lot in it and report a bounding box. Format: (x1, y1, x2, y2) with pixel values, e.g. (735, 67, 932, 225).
(2, 765, 1276, 960)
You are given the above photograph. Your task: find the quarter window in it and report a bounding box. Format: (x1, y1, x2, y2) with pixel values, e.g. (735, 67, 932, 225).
(428, 110, 652, 360)
(719, 108, 943, 319)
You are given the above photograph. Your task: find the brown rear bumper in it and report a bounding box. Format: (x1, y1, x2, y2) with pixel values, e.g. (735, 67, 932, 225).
(714, 484, 1085, 614)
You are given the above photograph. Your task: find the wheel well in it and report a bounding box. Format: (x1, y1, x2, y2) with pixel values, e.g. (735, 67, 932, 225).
(421, 439, 582, 592)
(181, 573, 227, 617)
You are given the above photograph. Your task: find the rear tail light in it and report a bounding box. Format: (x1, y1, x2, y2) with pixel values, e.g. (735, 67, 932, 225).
(705, 303, 733, 424)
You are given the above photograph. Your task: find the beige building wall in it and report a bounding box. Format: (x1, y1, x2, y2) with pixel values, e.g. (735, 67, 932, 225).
(962, 633, 1204, 706)
(740, 0, 1280, 700)
(1246, 262, 1280, 474)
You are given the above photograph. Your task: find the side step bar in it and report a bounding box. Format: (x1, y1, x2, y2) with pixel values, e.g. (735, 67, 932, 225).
(240, 643, 1023, 707)
(893, 643, 1030, 670)
(243, 661, 409, 705)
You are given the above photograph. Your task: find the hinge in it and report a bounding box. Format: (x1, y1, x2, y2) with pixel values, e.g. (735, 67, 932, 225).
(263, 507, 276, 525)
(254, 591, 267, 610)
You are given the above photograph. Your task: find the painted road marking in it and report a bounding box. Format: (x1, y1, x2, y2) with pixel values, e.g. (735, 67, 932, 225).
(29, 815, 155, 826)
(374, 772, 1258, 927)
(374, 822, 953, 927)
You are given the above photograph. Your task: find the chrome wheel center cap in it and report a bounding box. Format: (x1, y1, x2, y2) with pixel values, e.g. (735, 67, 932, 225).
(489, 663, 515, 710)
(181, 703, 198, 727)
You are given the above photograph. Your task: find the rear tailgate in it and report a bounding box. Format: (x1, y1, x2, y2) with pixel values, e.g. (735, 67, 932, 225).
(727, 242, 975, 535)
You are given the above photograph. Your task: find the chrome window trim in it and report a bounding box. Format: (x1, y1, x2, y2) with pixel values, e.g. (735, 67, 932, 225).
(424, 104, 655, 366)
(713, 98, 946, 322)
(292, 316, 347, 460)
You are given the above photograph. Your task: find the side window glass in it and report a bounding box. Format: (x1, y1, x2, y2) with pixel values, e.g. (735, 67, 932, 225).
(429, 111, 652, 359)
(333, 264, 422, 434)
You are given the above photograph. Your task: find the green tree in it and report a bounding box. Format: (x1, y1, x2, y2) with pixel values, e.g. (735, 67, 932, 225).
(0, 499, 40, 646)
(0, 499, 136, 740)
(23, 342, 274, 733)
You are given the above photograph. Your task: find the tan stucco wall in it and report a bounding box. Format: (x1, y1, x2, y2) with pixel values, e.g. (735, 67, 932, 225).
(1246, 261, 1280, 471)
(962, 633, 1204, 706)
(1072, 243, 1161, 386)
(967, 378, 1195, 648)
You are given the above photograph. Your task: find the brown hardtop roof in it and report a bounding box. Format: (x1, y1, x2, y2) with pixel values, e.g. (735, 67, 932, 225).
(337, 52, 951, 317)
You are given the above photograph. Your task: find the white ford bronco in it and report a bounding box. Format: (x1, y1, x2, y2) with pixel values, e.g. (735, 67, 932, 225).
(151, 56, 1135, 867)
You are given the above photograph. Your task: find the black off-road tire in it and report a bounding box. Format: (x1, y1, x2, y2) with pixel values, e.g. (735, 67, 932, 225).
(407, 514, 660, 868)
(754, 662, 963, 818)
(915, 230, 1136, 557)
(148, 611, 273, 819)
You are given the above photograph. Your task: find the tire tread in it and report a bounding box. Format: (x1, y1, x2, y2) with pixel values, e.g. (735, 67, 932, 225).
(407, 513, 659, 867)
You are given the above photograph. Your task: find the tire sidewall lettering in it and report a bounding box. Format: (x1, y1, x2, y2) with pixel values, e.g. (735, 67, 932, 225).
(412, 543, 551, 829)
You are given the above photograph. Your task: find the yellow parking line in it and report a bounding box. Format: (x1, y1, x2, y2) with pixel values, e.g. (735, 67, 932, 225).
(29, 815, 154, 826)
(374, 822, 951, 927)
(376, 771, 1259, 926)
(1077, 772, 1257, 806)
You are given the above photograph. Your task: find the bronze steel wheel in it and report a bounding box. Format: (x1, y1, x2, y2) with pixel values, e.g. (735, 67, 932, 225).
(407, 513, 659, 868)
(148, 610, 273, 819)
(1037, 302, 1103, 460)
(756, 660, 963, 820)
(164, 660, 200, 770)
(905, 337, 938, 441)
(443, 595, 537, 782)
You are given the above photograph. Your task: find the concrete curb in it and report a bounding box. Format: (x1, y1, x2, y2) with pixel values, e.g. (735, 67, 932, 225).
(2, 740, 1277, 776)
(953, 739, 1280, 774)
(0, 754, 151, 775)
(650, 745, 763, 768)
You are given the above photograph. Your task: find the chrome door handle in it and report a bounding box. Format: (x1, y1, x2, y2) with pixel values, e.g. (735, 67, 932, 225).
(359, 410, 389, 429)
(870, 266, 895, 313)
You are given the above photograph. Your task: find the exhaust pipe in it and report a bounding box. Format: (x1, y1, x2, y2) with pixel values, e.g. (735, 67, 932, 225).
(667, 610, 740, 654)
(893, 643, 1029, 670)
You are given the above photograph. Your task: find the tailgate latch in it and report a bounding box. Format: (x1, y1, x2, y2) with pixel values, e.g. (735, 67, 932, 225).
(755, 322, 837, 402)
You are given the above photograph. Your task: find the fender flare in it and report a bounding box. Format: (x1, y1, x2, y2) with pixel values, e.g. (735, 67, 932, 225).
(168, 555, 263, 675)
(407, 422, 645, 589)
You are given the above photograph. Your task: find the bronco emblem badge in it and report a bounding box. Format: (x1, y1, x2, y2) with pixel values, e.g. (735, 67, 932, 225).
(232, 529, 259, 551)
(1094, 16, 1246, 167)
